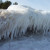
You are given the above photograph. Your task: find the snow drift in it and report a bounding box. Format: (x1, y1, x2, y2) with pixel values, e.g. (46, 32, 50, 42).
(0, 5, 50, 40)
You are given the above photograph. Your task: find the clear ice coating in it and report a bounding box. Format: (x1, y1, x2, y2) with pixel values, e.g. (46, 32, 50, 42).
(0, 5, 50, 40)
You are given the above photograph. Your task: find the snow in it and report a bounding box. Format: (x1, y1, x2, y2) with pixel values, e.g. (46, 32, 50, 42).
(7, 5, 28, 14)
(0, 37, 50, 50)
(0, 5, 50, 50)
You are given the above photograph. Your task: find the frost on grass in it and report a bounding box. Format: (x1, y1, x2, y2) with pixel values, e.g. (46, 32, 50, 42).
(0, 5, 50, 40)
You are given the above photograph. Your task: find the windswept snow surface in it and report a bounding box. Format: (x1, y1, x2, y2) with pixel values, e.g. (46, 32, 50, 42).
(0, 5, 50, 50)
(0, 37, 50, 50)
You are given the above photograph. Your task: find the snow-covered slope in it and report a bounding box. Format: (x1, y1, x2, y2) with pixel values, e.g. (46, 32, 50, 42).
(0, 5, 50, 40)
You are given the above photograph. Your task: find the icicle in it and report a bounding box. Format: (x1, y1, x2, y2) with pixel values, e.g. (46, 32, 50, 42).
(0, 5, 50, 40)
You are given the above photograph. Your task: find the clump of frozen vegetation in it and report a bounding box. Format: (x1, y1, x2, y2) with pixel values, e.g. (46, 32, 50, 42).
(0, 5, 50, 40)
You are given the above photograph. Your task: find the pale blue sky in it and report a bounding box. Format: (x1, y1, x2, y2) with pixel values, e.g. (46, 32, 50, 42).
(3, 0, 50, 11)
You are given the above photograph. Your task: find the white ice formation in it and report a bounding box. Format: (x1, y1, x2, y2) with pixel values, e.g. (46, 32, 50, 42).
(0, 5, 50, 40)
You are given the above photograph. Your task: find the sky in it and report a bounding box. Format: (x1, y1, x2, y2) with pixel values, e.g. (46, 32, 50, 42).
(3, 0, 50, 11)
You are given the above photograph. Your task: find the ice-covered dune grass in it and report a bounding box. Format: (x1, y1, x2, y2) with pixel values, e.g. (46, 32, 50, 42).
(0, 5, 50, 40)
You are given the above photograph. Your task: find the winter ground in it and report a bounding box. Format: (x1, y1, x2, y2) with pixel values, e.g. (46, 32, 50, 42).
(0, 36, 50, 50)
(0, 5, 50, 50)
